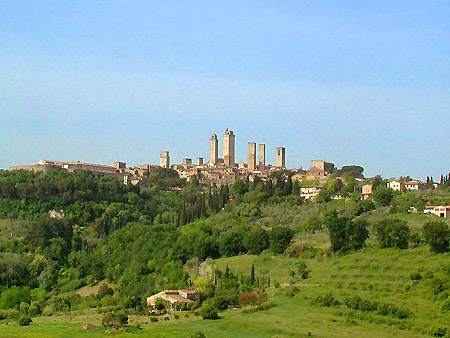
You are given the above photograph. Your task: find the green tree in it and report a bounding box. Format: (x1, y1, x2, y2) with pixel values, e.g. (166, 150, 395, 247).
(325, 211, 368, 252)
(372, 185, 394, 206)
(374, 218, 410, 249)
(269, 226, 294, 254)
(243, 228, 270, 254)
(423, 220, 449, 253)
(218, 229, 245, 257)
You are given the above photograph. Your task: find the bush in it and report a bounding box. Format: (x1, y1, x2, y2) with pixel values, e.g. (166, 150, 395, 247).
(314, 293, 339, 307)
(0, 286, 31, 310)
(102, 311, 128, 329)
(409, 272, 422, 281)
(200, 303, 219, 320)
(150, 316, 158, 322)
(17, 314, 32, 326)
(377, 303, 410, 319)
(296, 261, 310, 279)
(238, 291, 268, 307)
(441, 298, 450, 313)
(97, 284, 114, 299)
(430, 278, 446, 297)
(343, 296, 377, 312)
(423, 220, 449, 253)
(191, 331, 206, 338)
(0, 309, 20, 320)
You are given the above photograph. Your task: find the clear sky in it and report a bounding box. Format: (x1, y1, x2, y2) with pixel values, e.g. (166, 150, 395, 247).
(1, 1, 449, 179)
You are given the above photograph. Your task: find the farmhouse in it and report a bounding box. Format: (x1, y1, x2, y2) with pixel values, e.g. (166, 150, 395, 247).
(147, 290, 198, 310)
(424, 205, 450, 219)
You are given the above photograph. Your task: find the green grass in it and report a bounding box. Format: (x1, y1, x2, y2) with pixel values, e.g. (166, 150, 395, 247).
(2, 246, 448, 338)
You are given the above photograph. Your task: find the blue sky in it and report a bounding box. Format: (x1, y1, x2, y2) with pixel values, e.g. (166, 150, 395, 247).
(1, 1, 449, 179)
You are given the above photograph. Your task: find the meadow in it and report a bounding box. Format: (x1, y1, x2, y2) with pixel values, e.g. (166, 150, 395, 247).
(2, 244, 448, 338)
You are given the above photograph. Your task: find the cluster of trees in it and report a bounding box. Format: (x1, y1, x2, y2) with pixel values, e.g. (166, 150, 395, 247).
(0, 166, 448, 325)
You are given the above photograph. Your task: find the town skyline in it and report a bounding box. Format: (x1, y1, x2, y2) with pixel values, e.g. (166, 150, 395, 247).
(5, 126, 448, 183)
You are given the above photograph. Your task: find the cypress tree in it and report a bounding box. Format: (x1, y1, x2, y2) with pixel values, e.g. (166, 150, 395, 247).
(250, 264, 255, 285)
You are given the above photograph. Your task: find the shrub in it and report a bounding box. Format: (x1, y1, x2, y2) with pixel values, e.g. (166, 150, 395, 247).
(409, 272, 422, 281)
(0, 286, 31, 310)
(430, 278, 446, 297)
(191, 331, 206, 338)
(314, 293, 339, 307)
(97, 284, 114, 299)
(17, 314, 32, 326)
(409, 232, 422, 247)
(102, 311, 128, 329)
(343, 296, 377, 312)
(441, 298, 450, 313)
(428, 326, 447, 337)
(149, 316, 158, 322)
(238, 291, 268, 307)
(376, 303, 411, 319)
(423, 220, 449, 253)
(200, 303, 219, 320)
(296, 261, 310, 279)
(0, 309, 20, 320)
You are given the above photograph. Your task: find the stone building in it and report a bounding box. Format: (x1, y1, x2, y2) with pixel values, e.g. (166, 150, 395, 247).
(209, 133, 218, 164)
(223, 129, 235, 167)
(247, 142, 256, 172)
(361, 184, 373, 200)
(160, 151, 170, 169)
(182, 158, 193, 166)
(258, 144, 266, 170)
(276, 147, 286, 168)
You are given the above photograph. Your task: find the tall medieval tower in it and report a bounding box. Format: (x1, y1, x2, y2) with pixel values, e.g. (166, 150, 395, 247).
(223, 129, 235, 167)
(247, 142, 256, 172)
(276, 147, 286, 168)
(209, 133, 218, 164)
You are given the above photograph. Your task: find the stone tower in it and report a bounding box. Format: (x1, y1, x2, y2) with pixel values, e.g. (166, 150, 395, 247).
(258, 143, 266, 170)
(247, 142, 256, 172)
(276, 147, 286, 169)
(160, 151, 170, 169)
(223, 129, 235, 167)
(209, 133, 218, 165)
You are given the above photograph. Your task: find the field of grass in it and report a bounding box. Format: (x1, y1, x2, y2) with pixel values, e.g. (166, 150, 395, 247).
(2, 245, 448, 338)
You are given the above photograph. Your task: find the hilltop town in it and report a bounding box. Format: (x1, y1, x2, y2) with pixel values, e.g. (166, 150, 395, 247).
(9, 128, 447, 207)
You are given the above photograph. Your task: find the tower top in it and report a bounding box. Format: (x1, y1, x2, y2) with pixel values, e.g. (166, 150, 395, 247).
(211, 133, 218, 139)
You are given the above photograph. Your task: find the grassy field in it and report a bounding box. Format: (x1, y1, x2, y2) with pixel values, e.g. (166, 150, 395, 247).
(2, 245, 448, 338)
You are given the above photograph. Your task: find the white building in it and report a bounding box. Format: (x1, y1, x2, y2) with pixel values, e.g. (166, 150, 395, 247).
(300, 186, 322, 200)
(404, 180, 424, 191)
(424, 205, 450, 219)
(388, 180, 404, 192)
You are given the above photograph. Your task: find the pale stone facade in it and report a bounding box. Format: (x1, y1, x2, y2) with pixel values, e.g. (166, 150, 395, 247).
(258, 143, 266, 170)
(223, 129, 235, 167)
(300, 186, 322, 200)
(388, 180, 404, 192)
(160, 151, 170, 169)
(361, 184, 373, 200)
(276, 147, 286, 168)
(209, 133, 218, 164)
(247, 142, 256, 172)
